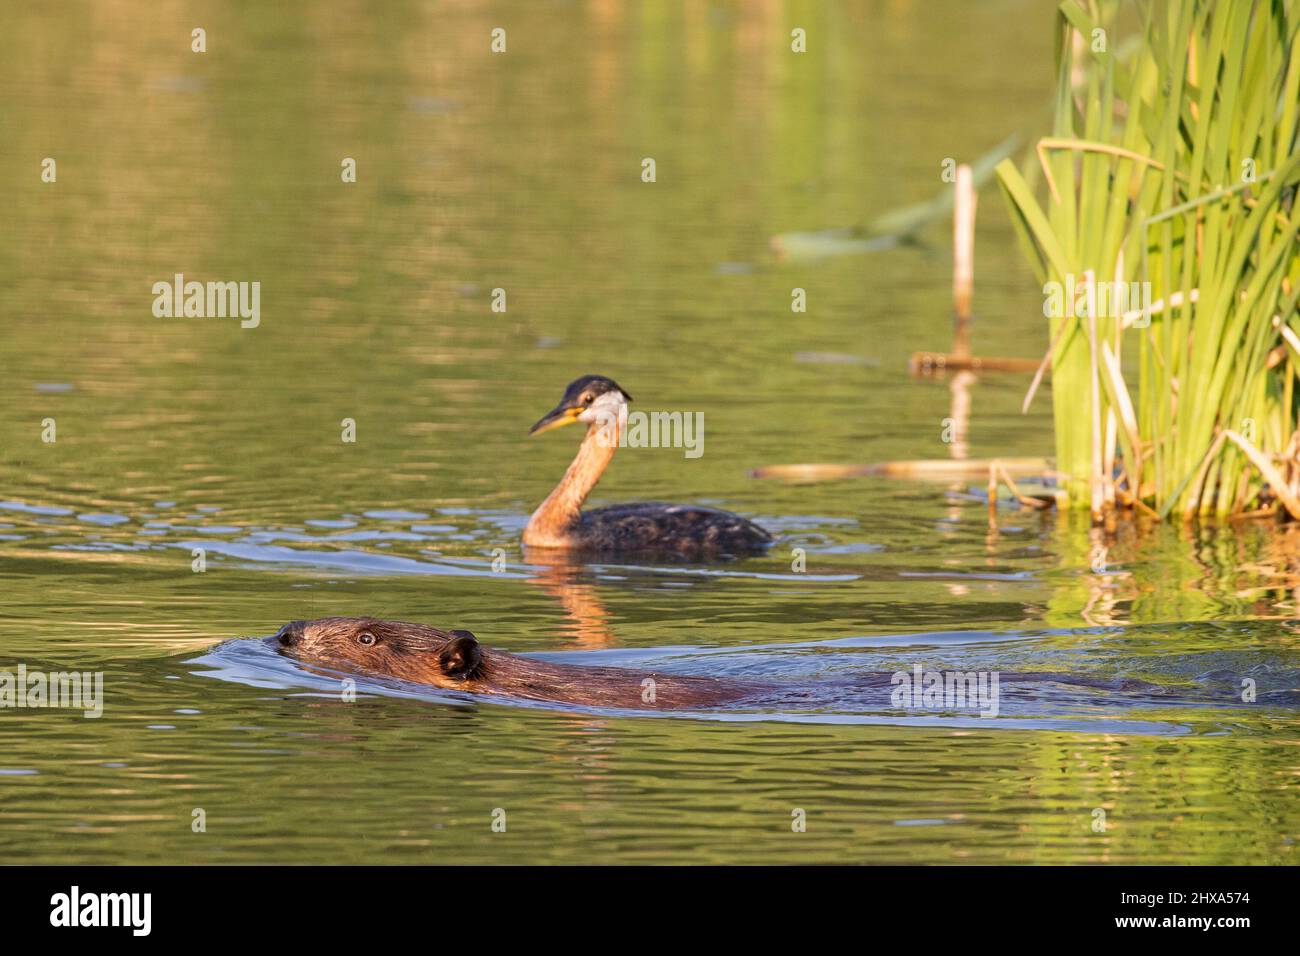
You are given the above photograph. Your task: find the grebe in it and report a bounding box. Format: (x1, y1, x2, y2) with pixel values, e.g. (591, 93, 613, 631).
(522, 375, 773, 558)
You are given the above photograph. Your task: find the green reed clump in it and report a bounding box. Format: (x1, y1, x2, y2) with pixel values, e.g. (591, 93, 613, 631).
(998, 0, 1300, 519)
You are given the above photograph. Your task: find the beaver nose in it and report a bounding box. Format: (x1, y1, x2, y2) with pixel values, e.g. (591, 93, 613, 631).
(276, 620, 306, 647)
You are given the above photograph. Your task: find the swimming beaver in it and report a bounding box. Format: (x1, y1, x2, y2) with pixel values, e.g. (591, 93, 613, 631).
(274, 616, 768, 709)
(273, 616, 1170, 712)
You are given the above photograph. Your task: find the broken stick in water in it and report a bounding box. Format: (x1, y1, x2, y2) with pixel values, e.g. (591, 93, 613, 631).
(750, 457, 1052, 481)
(910, 352, 1043, 374)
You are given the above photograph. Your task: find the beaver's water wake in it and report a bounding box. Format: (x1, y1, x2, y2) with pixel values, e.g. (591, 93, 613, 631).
(186, 618, 1300, 735)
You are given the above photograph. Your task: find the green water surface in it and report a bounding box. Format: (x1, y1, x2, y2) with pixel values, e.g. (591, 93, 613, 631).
(0, 0, 1297, 865)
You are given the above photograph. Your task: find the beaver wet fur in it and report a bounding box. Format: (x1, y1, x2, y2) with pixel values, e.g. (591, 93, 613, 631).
(274, 616, 767, 710)
(274, 616, 1170, 712)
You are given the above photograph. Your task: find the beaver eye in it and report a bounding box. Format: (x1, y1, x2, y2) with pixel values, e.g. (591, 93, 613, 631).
(357, 632, 376, 647)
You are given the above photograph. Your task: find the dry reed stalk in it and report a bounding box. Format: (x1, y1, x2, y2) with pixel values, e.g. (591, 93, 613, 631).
(953, 164, 976, 357)
(1223, 430, 1300, 520)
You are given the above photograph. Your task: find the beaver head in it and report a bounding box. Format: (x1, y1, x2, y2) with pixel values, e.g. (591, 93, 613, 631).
(273, 616, 484, 686)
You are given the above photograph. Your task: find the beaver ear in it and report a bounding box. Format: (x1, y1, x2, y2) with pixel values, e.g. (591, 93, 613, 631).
(440, 631, 482, 679)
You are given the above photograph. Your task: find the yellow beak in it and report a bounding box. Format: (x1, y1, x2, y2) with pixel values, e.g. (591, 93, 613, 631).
(529, 404, 583, 435)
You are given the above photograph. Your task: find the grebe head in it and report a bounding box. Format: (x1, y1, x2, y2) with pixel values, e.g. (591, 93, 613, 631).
(529, 374, 632, 435)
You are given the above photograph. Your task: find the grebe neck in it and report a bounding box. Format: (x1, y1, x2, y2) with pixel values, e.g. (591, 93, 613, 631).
(523, 417, 620, 546)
